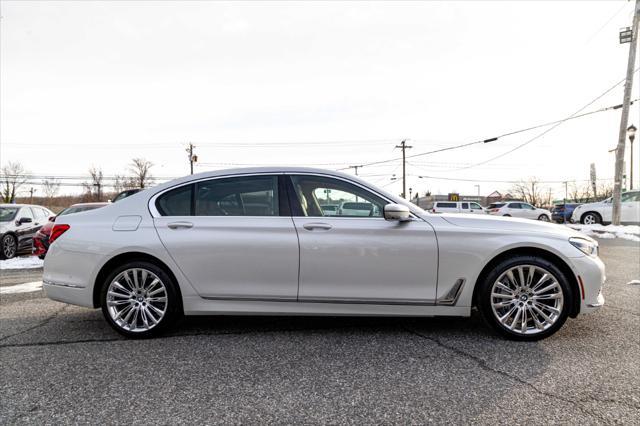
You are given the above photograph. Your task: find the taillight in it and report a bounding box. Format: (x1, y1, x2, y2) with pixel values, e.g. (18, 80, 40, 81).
(49, 224, 70, 245)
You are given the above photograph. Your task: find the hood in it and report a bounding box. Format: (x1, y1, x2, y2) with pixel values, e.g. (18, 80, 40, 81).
(430, 213, 589, 240)
(573, 200, 606, 210)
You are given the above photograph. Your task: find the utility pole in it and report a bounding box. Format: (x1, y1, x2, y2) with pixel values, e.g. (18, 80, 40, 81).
(186, 143, 197, 175)
(395, 139, 412, 198)
(613, 0, 639, 225)
(348, 165, 362, 176)
(29, 188, 35, 204)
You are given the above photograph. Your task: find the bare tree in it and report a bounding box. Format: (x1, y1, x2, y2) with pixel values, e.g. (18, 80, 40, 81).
(128, 158, 154, 189)
(42, 179, 61, 201)
(82, 167, 104, 201)
(1, 162, 29, 203)
(596, 182, 614, 200)
(510, 177, 549, 207)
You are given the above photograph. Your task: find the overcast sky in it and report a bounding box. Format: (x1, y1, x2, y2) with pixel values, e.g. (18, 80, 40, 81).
(1, 0, 638, 198)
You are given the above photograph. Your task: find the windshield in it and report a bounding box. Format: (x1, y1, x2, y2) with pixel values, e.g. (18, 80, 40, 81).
(0, 207, 19, 222)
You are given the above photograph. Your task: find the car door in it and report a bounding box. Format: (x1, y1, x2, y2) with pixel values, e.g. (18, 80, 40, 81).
(14, 207, 36, 252)
(469, 202, 484, 214)
(621, 191, 640, 223)
(520, 203, 538, 219)
(153, 174, 300, 300)
(506, 202, 523, 217)
(287, 174, 439, 304)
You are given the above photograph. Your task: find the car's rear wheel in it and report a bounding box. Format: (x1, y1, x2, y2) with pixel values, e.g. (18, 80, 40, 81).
(478, 256, 572, 341)
(538, 214, 550, 222)
(100, 261, 180, 338)
(581, 212, 601, 225)
(1, 234, 17, 260)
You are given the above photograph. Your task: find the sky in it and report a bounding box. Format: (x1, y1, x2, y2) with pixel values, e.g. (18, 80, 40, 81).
(1, 0, 639, 199)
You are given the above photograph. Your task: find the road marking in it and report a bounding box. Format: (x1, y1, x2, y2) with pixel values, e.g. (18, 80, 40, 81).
(0, 281, 43, 294)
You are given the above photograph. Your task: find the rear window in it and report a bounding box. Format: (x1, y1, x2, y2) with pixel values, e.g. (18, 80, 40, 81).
(488, 203, 505, 209)
(321, 205, 337, 211)
(436, 202, 457, 208)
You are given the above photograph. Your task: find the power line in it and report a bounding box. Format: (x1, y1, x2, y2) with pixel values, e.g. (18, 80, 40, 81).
(343, 71, 639, 172)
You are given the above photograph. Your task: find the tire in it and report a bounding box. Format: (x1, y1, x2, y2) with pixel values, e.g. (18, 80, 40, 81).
(100, 261, 181, 338)
(1, 234, 18, 260)
(580, 212, 601, 225)
(503, 214, 511, 217)
(477, 255, 573, 341)
(538, 214, 550, 222)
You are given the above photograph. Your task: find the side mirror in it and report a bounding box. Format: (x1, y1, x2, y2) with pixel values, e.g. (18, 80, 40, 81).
(384, 203, 411, 221)
(17, 217, 33, 225)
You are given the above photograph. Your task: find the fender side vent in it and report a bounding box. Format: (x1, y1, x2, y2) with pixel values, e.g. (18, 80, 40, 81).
(437, 278, 466, 306)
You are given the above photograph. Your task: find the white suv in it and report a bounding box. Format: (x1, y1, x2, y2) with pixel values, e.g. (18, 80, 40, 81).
(570, 190, 640, 225)
(487, 201, 552, 221)
(431, 201, 485, 214)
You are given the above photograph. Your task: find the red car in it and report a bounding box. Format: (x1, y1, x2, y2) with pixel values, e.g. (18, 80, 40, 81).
(33, 202, 108, 258)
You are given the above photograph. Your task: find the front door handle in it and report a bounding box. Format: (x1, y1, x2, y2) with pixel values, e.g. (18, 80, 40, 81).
(167, 221, 193, 229)
(303, 222, 332, 231)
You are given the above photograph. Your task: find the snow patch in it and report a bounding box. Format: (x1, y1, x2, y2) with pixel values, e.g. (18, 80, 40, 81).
(0, 256, 44, 270)
(567, 224, 640, 242)
(0, 281, 43, 294)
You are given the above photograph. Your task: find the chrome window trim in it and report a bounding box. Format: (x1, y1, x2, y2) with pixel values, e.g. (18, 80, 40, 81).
(148, 172, 283, 218)
(148, 171, 416, 219)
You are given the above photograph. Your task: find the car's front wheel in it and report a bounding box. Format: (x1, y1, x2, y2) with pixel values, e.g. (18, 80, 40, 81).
(581, 212, 601, 225)
(100, 261, 181, 338)
(538, 214, 550, 221)
(478, 256, 572, 341)
(1, 234, 17, 260)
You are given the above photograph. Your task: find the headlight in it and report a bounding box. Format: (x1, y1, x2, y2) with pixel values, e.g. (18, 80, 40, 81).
(569, 237, 598, 257)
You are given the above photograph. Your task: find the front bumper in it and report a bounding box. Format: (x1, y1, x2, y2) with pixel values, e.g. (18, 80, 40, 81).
(571, 254, 606, 314)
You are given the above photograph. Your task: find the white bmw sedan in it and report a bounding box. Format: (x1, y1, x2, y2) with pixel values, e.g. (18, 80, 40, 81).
(43, 168, 605, 340)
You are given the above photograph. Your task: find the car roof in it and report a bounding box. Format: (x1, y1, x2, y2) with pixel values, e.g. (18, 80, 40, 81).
(69, 202, 110, 207)
(0, 204, 49, 208)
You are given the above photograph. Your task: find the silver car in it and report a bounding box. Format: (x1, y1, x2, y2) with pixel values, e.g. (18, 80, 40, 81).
(43, 168, 604, 341)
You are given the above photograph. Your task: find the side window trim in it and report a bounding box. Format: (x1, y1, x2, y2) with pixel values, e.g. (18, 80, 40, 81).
(152, 173, 287, 218)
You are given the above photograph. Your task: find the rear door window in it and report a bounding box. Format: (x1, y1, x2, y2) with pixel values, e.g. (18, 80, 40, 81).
(508, 203, 522, 209)
(195, 175, 279, 216)
(436, 202, 457, 208)
(461, 202, 469, 209)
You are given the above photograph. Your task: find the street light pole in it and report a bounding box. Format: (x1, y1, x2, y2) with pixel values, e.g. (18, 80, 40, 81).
(395, 140, 412, 199)
(628, 125, 637, 190)
(612, 0, 640, 225)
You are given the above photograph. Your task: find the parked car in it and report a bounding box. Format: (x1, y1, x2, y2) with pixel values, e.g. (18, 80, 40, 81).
(337, 201, 377, 216)
(487, 201, 552, 221)
(320, 204, 339, 216)
(0, 204, 54, 259)
(33, 202, 109, 259)
(431, 201, 485, 214)
(551, 203, 581, 223)
(112, 188, 141, 203)
(570, 190, 640, 225)
(43, 167, 604, 341)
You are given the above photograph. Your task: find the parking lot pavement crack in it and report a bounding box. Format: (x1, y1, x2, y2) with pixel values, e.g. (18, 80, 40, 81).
(605, 304, 640, 317)
(402, 326, 613, 422)
(0, 304, 69, 343)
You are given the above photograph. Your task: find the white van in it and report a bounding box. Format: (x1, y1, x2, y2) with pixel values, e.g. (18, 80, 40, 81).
(431, 201, 485, 214)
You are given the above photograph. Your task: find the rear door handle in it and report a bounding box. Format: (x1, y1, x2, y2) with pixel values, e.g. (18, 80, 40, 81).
(303, 222, 332, 231)
(167, 221, 193, 229)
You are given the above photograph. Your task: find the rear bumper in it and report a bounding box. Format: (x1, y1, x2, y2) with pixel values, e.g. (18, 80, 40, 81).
(43, 280, 94, 308)
(42, 245, 101, 308)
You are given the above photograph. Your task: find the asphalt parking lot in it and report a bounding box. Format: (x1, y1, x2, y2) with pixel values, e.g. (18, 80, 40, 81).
(1, 239, 638, 424)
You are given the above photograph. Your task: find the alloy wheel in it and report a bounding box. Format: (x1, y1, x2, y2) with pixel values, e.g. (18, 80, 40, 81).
(2, 235, 17, 259)
(106, 268, 168, 332)
(490, 265, 564, 335)
(583, 214, 597, 225)
(539, 215, 550, 222)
